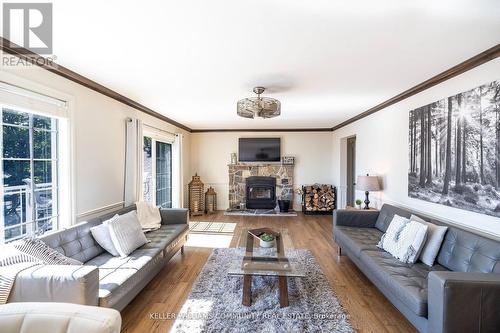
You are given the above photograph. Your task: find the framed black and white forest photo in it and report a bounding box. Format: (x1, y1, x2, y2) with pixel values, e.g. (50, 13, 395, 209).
(408, 79, 500, 218)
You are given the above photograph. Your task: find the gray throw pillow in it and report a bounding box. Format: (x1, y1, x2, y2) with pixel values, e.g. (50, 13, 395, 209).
(12, 238, 83, 265)
(90, 214, 120, 256)
(411, 215, 448, 266)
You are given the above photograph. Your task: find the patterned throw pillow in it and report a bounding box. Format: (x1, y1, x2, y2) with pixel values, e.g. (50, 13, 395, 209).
(394, 221, 428, 264)
(377, 215, 409, 255)
(12, 238, 83, 265)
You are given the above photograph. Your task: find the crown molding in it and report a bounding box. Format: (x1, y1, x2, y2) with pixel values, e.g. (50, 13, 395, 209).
(191, 128, 332, 133)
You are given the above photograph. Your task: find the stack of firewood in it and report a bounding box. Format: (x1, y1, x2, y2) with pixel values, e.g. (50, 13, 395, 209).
(303, 184, 335, 212)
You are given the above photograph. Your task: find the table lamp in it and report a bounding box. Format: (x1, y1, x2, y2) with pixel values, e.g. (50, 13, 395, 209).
(356, 174, 380, 209)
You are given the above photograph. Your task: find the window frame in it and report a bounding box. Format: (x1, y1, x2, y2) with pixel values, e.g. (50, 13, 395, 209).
(0, 73, 75, 243)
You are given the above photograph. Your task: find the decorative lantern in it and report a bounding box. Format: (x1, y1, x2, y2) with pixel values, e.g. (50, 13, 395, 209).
(188, 173, 205, 216)
(205, 187, 217, 214)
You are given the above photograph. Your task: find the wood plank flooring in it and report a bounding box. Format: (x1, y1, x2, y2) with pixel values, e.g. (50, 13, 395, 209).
(121, 212, 417, 333)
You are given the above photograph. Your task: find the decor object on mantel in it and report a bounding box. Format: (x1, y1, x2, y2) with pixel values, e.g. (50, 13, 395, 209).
(408, 79, 500, 218)
(230, 152, 237, 165)
(357, 174, 381, 209)
(237, 87, 281, 119)
(205, 187, 217, 214)
(282, 156, 295, 165)
(188, 173, 205, 216)
(302, 184, 336, 214)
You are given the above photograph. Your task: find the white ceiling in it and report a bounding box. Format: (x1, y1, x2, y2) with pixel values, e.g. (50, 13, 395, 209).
(48, 1, 500, 129)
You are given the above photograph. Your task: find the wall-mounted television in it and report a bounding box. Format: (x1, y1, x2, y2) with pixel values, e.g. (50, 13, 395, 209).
(238, 138, 281, 162)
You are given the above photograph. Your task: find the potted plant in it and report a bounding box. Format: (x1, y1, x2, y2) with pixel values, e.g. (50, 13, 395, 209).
(259, 233, 275, 248)
(355, 199, 362, 209)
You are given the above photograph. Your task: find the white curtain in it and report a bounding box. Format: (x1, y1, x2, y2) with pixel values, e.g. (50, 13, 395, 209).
(172, 133, 183, 208)
(135, 119, 144, 202)
(124, 118, 143, 206)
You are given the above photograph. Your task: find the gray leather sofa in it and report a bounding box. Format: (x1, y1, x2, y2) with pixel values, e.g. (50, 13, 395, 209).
(333, 204, 500, 333)
(9, 205, 189, 311)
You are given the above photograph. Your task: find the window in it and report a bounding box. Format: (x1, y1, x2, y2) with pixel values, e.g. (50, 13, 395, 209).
(143, 136, 172, 208)
(1, 107, 58, 242)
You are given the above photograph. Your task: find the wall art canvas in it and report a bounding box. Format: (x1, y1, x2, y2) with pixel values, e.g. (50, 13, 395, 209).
(408, 80, 500, 217)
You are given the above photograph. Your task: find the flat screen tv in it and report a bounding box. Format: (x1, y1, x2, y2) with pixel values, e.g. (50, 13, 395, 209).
(238, 138, 281, 162)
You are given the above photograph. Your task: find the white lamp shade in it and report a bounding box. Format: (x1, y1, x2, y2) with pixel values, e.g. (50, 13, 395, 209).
(357, 175, 380, 191)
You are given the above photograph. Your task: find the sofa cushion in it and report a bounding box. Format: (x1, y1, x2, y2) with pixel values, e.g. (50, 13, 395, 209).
(437, 227, 500, 273)
(360, 249, 448, 316)
(375, 204, 412, 232)
(335, 226, 383, 257)
(85, 248, 163, 308)
(141, 224, 189, 251)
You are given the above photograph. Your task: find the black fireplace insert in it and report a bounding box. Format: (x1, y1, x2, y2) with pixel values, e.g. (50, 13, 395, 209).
(246, 176, 276, 209)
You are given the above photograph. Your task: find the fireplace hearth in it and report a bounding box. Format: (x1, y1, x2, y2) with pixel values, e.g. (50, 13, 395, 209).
(246, 176, 276, 209)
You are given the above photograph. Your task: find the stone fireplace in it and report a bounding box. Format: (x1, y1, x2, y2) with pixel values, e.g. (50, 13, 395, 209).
(246, 176, 276, 209)
(228, 164, 294, 209)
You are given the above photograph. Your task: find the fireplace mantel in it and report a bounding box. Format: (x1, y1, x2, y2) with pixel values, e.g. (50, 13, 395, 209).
(228, 163, 294, 209)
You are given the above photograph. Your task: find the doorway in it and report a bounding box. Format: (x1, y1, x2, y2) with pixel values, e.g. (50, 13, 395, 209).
(346, 136, 356, 207)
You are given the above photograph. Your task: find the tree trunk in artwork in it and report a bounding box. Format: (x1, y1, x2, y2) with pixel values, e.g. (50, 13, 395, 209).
(419, 108, 426, 186)
(435, 108, 439, 177)
(497, 108, 500, 188)
(462, 117, 467, 183)
(455, 95, 462, 187)
(426, 105, 432, 185)
(479, 87, 484, 185)
(410, 112, 414, 174)
(442, 97, 453, 195)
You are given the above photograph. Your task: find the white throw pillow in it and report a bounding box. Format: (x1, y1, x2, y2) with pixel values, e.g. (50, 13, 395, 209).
(377, 215, 409, 256)
(394, 221, 428, 264)
(90, 215, 120, 256)
(411, 215, 448, 266)
(107, 211, 148, 257)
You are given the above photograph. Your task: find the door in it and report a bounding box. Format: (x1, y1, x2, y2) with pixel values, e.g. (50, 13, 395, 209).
(346, 136, 356, 207)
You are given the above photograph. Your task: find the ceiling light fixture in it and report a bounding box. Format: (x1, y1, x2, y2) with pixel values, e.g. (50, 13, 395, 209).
(237, 87, 281, 119)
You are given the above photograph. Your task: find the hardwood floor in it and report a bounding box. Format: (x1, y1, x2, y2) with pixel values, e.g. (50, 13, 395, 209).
(121, 212, 417, 333)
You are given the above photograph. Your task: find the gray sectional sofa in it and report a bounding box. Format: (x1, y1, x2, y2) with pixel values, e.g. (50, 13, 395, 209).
(333, 204, 500, 333)
(9, 205, 189, 311)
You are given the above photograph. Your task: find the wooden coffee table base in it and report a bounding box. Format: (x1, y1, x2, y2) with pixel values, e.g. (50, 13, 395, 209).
(242, 274, 289, 308)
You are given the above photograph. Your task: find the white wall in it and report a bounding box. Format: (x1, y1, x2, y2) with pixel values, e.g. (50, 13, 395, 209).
(1, 58, 191, 222)
(332, 57, 500, 238)
(190, 132, 333, 210)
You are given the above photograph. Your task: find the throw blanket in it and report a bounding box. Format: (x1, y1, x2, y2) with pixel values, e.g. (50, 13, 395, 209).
(136, 201, 161, 231)
(0, 246, 42, 304)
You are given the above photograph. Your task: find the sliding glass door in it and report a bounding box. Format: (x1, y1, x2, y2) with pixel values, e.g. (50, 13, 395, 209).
(143, 136, 172, 208)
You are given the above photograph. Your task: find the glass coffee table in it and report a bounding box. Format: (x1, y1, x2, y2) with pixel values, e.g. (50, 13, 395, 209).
(228, 228, 305, 307)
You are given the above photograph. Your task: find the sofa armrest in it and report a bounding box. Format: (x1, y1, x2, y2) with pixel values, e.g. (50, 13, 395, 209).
(8, 265, 99, 306)
(333, 209, 379, 228)
(428, 271, 500, 333)
(160, 208, 188, 225)
(0, 302, 121, 333)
